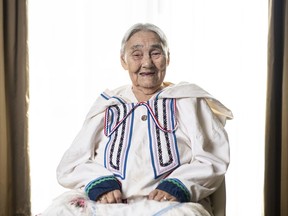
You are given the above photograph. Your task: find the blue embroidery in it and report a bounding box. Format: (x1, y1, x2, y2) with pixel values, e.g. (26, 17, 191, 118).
(104, 97, 179, 179)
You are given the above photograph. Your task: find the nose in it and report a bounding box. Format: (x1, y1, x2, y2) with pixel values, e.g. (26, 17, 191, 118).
(141, 53, 153, 67)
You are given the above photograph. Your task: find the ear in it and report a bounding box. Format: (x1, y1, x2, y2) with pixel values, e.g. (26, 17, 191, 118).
(120, 54, 128, 70)
(166, 51, 170, 66)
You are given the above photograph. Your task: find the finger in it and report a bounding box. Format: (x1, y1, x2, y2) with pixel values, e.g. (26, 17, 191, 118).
(148, 189, 158, 200)
(154, 195, 162, 201)
(113, 190, 123, 203)
(169, 196, 177, 202)
(154, 190, 178, 202)
(160, 195, 176, 202)
(161, 195, 168, 202)
(96, 196, 102, 203)
(152, 190, 166, 201)
(152, 191, 163, 201)
(105, 190, 123, 204)
(99, 196, 108, 204)
(106, 192, 116, 203)
(103, 196, 109, 204)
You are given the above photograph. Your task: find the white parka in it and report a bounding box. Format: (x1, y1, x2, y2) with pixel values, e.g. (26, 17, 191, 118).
(56, 82, 233, 208)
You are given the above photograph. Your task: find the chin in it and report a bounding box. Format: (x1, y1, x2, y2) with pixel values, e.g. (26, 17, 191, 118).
(142, 83, 162, 90)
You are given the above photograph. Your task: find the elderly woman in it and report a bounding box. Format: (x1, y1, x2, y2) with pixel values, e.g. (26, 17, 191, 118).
(41, 23, 233, 216)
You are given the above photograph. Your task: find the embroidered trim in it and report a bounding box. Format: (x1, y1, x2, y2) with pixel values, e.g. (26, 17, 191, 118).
(85, 176, 121, 201)
(155, 98, 173, 167)
(70, 197, 87, 209)
(158, 178, 190, 202)
(149, 99, 180, 178)
(104, 100, 134, 179)
(103, 97, 179, 179)
(85, 176, 118, 194)
(104, 101, 177, 136)
(164, 179, 190, 200)
(108, 104, 127, 170)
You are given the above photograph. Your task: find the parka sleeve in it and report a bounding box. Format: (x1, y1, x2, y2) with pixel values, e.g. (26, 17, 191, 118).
(56, 96, 120, 197)
(156, 98, 232, 202)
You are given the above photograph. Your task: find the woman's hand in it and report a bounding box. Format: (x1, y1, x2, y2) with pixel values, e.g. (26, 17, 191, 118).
(97, 189, 122, 204)
(148, 189, 177, 202)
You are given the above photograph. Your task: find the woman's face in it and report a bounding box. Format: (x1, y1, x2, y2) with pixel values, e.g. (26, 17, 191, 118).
(121, 30, 169, 92)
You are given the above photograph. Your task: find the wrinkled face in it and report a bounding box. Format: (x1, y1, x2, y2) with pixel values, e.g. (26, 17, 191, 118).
(121, 30, 169, 91)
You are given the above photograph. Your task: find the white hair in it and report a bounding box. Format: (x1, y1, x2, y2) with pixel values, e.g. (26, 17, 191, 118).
(120, 23, 169, 57)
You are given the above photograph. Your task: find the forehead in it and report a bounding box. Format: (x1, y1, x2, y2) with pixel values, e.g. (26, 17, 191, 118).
(126, 30, 162, 49)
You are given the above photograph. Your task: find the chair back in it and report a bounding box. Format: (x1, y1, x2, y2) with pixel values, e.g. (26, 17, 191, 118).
(210, 178, 226, 216)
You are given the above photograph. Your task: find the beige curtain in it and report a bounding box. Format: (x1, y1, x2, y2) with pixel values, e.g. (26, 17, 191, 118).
(0, 0, 30, 215)
(265, 0, 288, 215)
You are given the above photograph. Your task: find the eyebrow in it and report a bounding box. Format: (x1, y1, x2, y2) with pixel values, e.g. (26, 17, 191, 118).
(130, 44, 163, 50)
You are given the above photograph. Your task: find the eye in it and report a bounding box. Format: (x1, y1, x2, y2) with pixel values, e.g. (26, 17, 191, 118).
(150, 51, 162, 59)
(131, 51, 143, 60)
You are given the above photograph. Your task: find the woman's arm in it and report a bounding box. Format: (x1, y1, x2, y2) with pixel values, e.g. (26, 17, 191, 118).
(155, 98, 230, 202)
(56, 96, 122, 201)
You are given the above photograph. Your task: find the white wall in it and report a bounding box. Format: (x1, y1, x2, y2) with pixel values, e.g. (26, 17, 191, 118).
(29, 0, 267, 215)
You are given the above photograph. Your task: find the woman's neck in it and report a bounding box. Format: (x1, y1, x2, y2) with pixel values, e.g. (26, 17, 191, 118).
(132, 86, 162, 102)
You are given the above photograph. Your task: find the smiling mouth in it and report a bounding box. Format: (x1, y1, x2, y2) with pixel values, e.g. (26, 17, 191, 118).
(139, 71, 155, 76)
